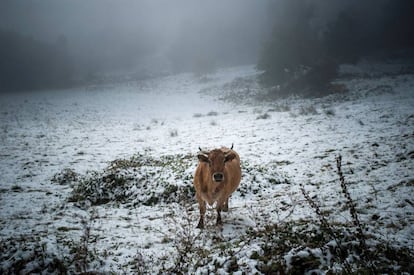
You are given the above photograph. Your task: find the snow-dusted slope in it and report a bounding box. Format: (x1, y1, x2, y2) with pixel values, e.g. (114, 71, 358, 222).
(0, 63, 413, 273)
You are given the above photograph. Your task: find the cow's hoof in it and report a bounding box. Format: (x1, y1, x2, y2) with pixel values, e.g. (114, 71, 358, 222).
(196, 222, 204, 229)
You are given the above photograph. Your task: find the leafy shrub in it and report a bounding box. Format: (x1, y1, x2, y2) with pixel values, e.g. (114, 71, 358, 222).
(52, 168, 78, 185)
(68, 153, 196, 208)
(207, 111, 218, 116)
(298, 105, 319, 116)
(268, 103, 291, 112)
(169, 129, 178, 137)
(256, 113, 271, 120)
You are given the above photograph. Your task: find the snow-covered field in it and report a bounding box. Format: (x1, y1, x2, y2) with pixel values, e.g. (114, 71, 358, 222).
(0, 62, 413, 273)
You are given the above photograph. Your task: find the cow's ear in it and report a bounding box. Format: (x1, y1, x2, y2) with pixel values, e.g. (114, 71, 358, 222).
(225, 153, 236, 162)
(198, 154, 209, 163)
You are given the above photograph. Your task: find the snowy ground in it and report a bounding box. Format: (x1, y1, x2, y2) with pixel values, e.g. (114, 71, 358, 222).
(0, 62, 413, 273)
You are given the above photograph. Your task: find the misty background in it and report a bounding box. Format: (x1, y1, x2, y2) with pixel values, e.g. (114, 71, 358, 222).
(1, 0, 413, 93)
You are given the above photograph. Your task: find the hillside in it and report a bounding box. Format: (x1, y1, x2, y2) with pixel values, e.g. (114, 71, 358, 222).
(0, 60, 413, 273)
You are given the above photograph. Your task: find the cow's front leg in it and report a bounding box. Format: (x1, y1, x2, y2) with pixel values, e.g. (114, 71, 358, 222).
(196, 195, 206, 229)
(216, 207, 222, 225)
(222, 197, 229, 212)
(216, 197, 228, 225)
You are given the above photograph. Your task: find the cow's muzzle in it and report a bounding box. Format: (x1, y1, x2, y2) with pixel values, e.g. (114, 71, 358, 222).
(213, 173, 224, 182)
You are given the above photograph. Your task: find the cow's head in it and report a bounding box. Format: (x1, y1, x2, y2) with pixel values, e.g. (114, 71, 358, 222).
(197, 148, 236, 183)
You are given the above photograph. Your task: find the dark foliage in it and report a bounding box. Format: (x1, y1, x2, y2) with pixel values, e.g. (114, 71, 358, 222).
(0, 30, 74, 92)
(258, 0, 414, 97)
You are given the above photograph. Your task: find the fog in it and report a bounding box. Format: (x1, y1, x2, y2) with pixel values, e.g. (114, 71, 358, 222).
(0, 0, 269, 78)
(1, 0, 413, 92)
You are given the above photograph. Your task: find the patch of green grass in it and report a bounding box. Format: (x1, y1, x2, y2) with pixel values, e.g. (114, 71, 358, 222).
(207, 111, 218, 116)
(11, 185, 23, 192)
(0, 235, 68, 274)
(324, 108, 336, 116)
(57, 226, 80, 232)
(256, 112, 271, 120)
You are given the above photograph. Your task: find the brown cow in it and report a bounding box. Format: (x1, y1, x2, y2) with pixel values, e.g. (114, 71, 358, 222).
(193, 145, 241, 228)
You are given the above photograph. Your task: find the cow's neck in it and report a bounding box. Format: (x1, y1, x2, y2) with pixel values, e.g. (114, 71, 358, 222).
(213, 182, 225, 194)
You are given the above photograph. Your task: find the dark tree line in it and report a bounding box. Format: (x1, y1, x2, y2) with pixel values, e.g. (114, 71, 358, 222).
(0, 30, 74, 92)
(258, 0, 414, 97)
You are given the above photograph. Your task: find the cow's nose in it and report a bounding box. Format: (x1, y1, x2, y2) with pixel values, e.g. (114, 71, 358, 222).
(213, 173, 224, 182)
